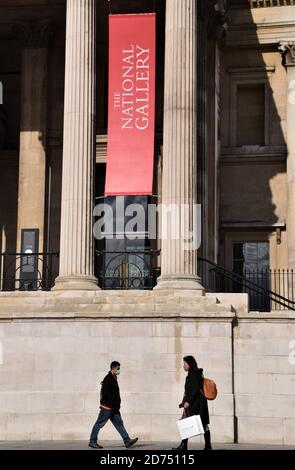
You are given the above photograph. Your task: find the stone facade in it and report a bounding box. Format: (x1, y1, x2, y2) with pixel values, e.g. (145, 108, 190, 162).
(0, 0, 295, 445)
(0, 0, 294, 275)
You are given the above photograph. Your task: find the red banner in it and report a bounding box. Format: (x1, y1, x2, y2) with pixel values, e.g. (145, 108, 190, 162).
(105, 14, 156, 196)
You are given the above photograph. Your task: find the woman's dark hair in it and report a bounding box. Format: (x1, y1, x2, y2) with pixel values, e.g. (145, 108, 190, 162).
(183, 356, 198, 371)
(110, 361, 120, 369)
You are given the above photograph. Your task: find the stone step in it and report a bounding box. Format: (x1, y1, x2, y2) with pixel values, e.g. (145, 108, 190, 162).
(0, 304, 235, 318)
(0, 290, 237, 316)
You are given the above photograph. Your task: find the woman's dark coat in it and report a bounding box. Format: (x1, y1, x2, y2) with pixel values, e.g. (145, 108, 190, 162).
(182, 368, 209, 426)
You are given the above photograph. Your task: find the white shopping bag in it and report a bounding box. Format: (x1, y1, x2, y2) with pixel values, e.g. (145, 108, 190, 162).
(177, 414, 204, 440)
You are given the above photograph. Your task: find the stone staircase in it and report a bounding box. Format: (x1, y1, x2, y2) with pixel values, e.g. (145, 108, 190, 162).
(0, 290, 249, 318)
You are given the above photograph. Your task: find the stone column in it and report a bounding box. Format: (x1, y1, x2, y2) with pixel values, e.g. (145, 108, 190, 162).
(15, 22, 51, 255)
(155, 0, 204, 292)
(54, 0, 98, 290)
(279, 42, 295, 270)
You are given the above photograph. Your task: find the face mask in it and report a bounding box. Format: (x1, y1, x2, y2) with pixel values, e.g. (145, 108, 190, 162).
(115, 370, 121, 376)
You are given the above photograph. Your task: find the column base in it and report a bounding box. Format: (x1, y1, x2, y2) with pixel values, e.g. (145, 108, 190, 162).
(53, 275, 100, 291)
(154, 275, 205, 294)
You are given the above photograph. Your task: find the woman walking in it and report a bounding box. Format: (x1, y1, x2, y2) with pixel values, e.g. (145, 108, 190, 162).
(173, 355, 212, 451)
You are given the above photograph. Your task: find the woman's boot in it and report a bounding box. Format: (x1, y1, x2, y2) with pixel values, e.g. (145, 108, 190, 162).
(172, 439, 188, 450)
(204, 430, 212, 450)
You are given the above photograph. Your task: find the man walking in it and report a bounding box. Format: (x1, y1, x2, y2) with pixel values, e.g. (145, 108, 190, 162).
(89, 361, 138, 449)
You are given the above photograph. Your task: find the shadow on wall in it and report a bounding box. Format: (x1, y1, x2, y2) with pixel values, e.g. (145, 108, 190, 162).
(0, 6, 66, 283)
(0, 38, 21, 258)
(219, 0, 288, 267)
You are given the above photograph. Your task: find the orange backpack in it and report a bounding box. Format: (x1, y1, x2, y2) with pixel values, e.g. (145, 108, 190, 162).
(202, 377, 218, 400)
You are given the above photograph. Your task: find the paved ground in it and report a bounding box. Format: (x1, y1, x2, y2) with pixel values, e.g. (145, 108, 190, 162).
(0, 441, 294, 451)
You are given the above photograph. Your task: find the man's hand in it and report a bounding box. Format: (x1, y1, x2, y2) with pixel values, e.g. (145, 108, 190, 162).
(183, 402, 190, 409)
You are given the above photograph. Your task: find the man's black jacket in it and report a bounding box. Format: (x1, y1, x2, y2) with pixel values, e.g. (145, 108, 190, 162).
(100, 372, 121, 411)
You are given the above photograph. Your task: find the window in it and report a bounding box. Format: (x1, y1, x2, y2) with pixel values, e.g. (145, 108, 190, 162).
(227, 66, 274, 148)
(233, 241, 269, 274)
(236, 84, 265, 146)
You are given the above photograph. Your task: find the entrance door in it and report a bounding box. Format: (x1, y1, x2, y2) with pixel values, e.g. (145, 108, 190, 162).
(232, 240, 270, 311)
(95, 164, 158, 289)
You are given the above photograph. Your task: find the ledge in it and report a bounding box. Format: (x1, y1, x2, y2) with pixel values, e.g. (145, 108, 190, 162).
(0, 289, 292, 320)
(236, 311, 295, 320)
(219, 221, 286, 229)
(0, 289, 247, 320)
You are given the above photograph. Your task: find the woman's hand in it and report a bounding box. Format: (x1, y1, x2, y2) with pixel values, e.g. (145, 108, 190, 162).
(183, 402, 190, 409)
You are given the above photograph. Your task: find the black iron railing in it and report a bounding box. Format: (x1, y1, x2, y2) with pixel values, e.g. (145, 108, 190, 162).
(4, 250, 293, 311)
(198, 257, 295, 312)
(96, 250, 161, 290)
(0, 252, 59, 291)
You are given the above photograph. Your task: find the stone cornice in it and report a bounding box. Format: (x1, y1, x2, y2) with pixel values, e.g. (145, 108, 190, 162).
(250, 0, 295, 7)
(226, 21, 295, 47)
(230, 0, 295, 9)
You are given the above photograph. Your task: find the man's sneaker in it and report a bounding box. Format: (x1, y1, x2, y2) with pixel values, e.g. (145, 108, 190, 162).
(125, 437, 138, 449)
(88, 442, 103, 449)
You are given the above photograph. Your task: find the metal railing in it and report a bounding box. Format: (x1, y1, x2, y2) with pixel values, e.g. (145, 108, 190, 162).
(198, 257, 295, 312)
(4, 250, 293, 311)
(96, 249, 161, 290)
(0, 252, 59, 291)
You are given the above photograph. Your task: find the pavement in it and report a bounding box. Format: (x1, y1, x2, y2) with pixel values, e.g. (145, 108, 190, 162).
(0, 441, 294, 451)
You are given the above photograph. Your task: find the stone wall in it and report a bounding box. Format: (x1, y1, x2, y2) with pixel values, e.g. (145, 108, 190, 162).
(234, 314, 295, 445)
(0, 309, 294, 444)
(0, 318, 233, 442)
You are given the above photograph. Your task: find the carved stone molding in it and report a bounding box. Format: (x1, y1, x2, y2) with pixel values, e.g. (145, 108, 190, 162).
(13, 21, 54, 49)
(279, 41, 295, 67)
(208, 0, 228, 42)
(230, 0, 295, 8)
(250, 0, 295, 7)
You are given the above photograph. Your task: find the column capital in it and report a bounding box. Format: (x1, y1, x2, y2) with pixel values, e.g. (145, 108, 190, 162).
(13, 21, 54, 49)
(279, 42, 295, 67)
(207, 0, 228, 42)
